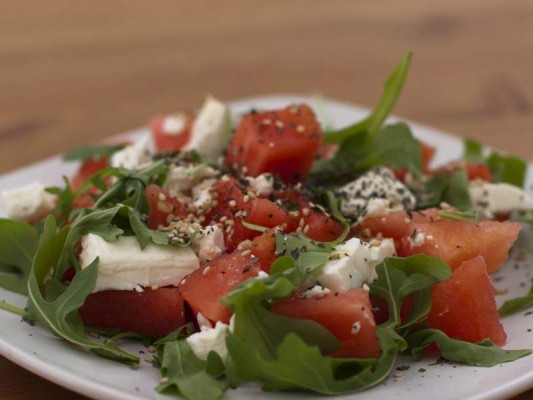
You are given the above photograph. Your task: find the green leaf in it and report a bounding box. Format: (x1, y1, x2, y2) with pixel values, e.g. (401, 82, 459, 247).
(499, 284, 533, 317)
(46, 177, 76, 226)
(487, 152, 527, 188)
(26, 217, 138, 366)
(0, 300, 27, 316)
(310, 122, 422, 186)
(406, 329, 531, 367)
(463, 139, 485, 163)
(63, 144, 125, 162)
(157, 338, 227, 400)
(325, 53, 412, 144)
(415, 170, 472, 211)
(357, 123, 422, 176)
(0, 219, 39, 295)
(128, 211, 169, 249)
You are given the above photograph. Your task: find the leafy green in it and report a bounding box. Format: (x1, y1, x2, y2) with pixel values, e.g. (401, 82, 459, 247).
(499, 284, 533, 317)
(406, 329, 531, 367)
(325, 53, 412, 144)
(487, 152, 527, 188)
(310, 122, 422, 186)
(0, 219, 39, 295)
(462, 139, 484, 163)
(26, 217, 138, 365)
(63, 144, 125, 162)
(0, 300, 26, 316)
(156, 338, 227, 400)
(226, 244, 453, 394)
(415, 170, 473, 211)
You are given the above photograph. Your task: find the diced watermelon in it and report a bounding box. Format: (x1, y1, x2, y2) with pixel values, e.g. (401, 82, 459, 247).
(273, 289, 380, 358)
(79, 287, 186, 338)
(180, 233, 276, 324)
(361, 208, 520, 273)
(225, 104, 323, 184)
(428, 256, 506, 346)
(146, 184, 190, 229)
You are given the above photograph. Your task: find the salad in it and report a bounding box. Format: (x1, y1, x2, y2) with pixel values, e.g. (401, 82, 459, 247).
(1, 53, 533, 400)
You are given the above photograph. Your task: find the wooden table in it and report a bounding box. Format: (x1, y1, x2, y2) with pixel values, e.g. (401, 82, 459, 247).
(0, 1, 532, 399)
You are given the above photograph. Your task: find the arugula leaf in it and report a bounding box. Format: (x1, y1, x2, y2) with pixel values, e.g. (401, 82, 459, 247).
(226, 254, 451, 394)
(63, 144, 125, 162)
(356, 123, 422, 176)
(499, 284, 533, 317)
(325, 53, 412, 144)
(128, 211, 169, 249)
(310, 122, 422, 186)
(157, 337, 227, 400)
(487, 152, 527, 188)
(415, 170, 472, 211)
(26, 217, 138, 365)
(406, 329, 531, 367)
(0, 219, 39, 295)
(463, 139, 484, 163)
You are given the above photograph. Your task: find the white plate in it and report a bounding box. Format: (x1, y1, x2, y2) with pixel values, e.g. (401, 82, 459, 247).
(0, 95, 532, 400)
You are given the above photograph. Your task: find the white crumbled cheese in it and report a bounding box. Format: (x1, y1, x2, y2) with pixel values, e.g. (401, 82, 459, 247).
(257, 270, 269, 279)
(336, 167, 416, 221)
(191, 179, 216, 212)
(191, 225, 225, 264)
(186, 321, 229, 363)
(162, 114, 187, 135)
(469, 180, 533, 219)
(408, 229, 426, 248)
(110, 135, 152, 170)
(2, 182, 57, 221)
(164, 164, 217, 194)
(317, 237, 396, 292)
(79, 233, 200, 292)
(196, 312, 213, 330)
(246, 173, 274, 197)
(183, 96, 230, 161)
(300, 285, 331, 299)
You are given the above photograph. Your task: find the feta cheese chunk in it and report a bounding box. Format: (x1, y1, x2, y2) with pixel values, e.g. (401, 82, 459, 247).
(336, 167, 416, 221)
(79, 233, 200, 292)
(191, 178, 216, 212)
(317, 237, 396, 292)
(164, 164, 217, 194)
(110, 135, 152, 170)
(191, 225, 225, 264)
(300, 285, 331, 299)
(245, 173, 275, 197)
(469, 180, 533, 219)
(2, 182, 57, 221)
(183, 96, 230, 161)
(186, 321, 229, 362)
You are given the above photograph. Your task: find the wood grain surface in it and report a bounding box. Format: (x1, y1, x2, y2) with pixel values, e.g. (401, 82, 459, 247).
(0, 1, 532, 399)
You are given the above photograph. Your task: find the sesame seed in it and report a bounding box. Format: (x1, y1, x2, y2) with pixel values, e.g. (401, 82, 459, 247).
(243, 195, 250, 203)
(303, 224, 310, 235)
(228, 200, 237, 207)
(296, 125, 305, 133)
(262, 118, 271, 125)
(275, 120, 284, 129)
(160, 377, 169, 384)
(147, 345, 156, 353)
(288, 210, 300, 218)
(88, 331, 100, 339)
(370, 239, 382, 247)
(151, 285, 159, 291)
(302, 208, 310, 216)
(220, 216, 228, 222)
(202, 266, 211, 276)
(362, 284, 370, 292)
(158, 193, 166, 201)
(298, 218, 305, 228)
(226, 225, 233, 233)
(242, 249, 252, 256)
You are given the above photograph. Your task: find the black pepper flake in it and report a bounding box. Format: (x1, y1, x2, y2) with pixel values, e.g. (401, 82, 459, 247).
(396, 365, 410, 371)
(418, 368, 426, 373)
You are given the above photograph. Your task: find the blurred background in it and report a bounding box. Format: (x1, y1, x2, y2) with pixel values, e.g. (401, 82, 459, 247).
(0, 1, 532, 398)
